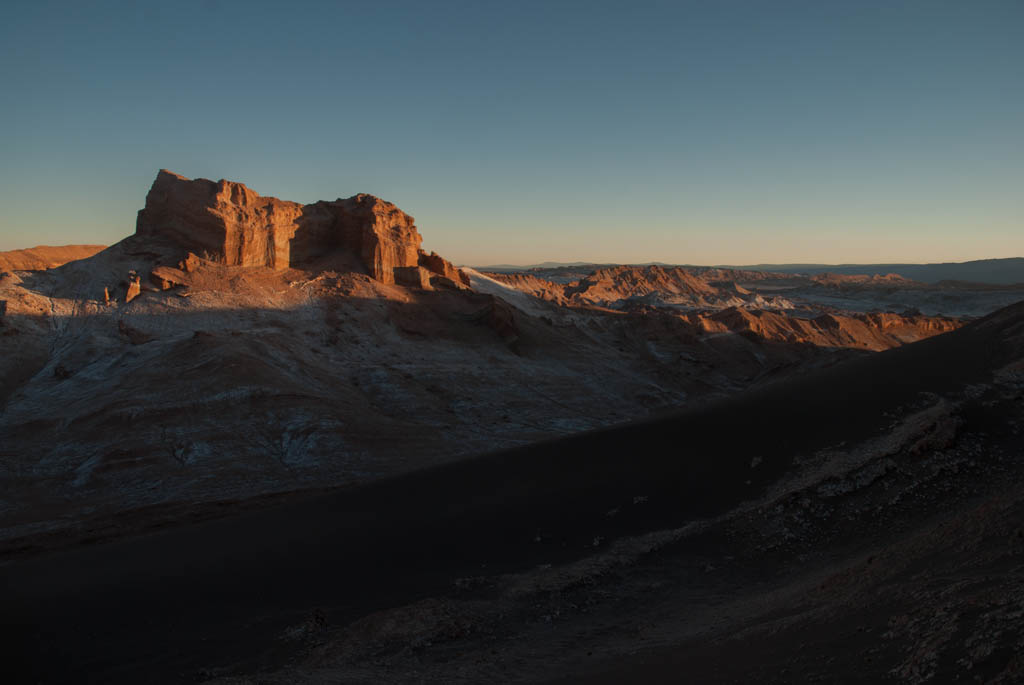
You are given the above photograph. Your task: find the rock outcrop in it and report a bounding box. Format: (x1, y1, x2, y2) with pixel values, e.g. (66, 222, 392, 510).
(567, 265, 719, 304)
(418, 251, 471, 288)
(393, 266, 435, 290)
(135, 170, 467, 287)
(149, 265, 190, 291)
(684, 307, 960, 350)
(487, 265, 791, 309)
(125, 272, 142, 302)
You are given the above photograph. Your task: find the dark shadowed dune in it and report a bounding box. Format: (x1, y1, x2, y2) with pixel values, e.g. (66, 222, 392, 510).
(1, 301, 1022, 683)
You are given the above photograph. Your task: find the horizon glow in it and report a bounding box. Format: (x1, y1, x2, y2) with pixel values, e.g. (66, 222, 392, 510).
(1, 1, 1021, 265)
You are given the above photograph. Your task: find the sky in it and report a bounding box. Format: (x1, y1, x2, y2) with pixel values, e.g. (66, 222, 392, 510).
(1, 0, 1021, 265)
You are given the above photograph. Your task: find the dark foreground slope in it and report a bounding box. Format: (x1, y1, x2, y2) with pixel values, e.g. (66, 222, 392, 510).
(2, 302, 1023, 683)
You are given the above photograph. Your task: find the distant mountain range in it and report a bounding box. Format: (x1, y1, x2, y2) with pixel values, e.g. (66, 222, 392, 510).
(476, 257, 1024, 285)
(725, 258, 1024, 284)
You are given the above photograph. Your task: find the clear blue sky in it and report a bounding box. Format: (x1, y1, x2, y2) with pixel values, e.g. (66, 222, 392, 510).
(1, 0, 1021, 265)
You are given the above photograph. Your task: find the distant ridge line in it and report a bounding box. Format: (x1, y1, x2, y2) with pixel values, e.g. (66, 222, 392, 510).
(474, 257, 1024, 285)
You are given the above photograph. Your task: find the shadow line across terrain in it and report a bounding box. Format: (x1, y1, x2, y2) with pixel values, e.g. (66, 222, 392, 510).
(0, 301, 1021, 682)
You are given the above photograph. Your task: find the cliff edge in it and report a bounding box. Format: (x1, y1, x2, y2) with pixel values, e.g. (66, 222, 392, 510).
(135, 170, 468, 287)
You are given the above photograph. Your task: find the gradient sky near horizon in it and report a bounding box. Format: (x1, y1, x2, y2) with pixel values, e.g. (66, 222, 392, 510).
(1, 1, 1021, 265)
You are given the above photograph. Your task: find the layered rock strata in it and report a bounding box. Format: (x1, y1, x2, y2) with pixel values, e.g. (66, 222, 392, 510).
(136, 170, 466, 287)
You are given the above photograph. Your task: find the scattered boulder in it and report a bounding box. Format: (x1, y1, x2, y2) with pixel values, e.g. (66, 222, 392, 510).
(418, 250, 471, 288)
(430, 275, 465, 290)
(125, 272, 142, 303)
(394, 266, 434, 290)
(149, 266, 190, 291)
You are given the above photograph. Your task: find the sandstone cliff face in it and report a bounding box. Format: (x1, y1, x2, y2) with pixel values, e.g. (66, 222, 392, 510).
(136, 171, 303, 268)
(136, 170, 465, 286)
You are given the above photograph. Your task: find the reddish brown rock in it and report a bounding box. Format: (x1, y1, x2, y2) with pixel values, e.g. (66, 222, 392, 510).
(684, 307, 959, 351)
(429, 275, 465, 290)
(418, 251, 470, 288)
(125, 273, 142, 303)
(810, 272, 911, 287)
(394, 266, 434, 290)
(567, 265, 719, 305)
(135, 170, 458, 287)
(482, 272, 568, 304)
(179, 252, 200, 273)
(150, 266, 190, 291)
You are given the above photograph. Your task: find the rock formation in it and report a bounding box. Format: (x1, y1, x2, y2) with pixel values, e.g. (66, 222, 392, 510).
(135, 170, 467, 287)
(149, 266, 189, 291)
(480, 266, 963, 349)
(486, 265, 790, 310)
(125, 272, 142, 302)
(567, 265, 719, 304)
(418, 251, 471, 288)
(393, 266, 435, 289)
(683, 306, 960, 350)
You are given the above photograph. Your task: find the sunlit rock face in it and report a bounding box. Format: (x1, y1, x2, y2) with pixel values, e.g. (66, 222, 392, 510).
(135, 170, 466, 286)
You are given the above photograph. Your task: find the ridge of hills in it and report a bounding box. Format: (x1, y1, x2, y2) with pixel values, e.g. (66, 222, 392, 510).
(480, 257, 1024, 285)
(729, 257, 1024, 284)
(481, 263, 1024, 318)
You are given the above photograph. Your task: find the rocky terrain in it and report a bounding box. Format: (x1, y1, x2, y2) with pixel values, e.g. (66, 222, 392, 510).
(0, 171, 968, 555)
(0, 171, 1021, 683)
(484, 257, 1024, 287)
(2, 298, 1021, 684)
(730, 257, 1024, 285)
(483, 264, 1024, 318)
